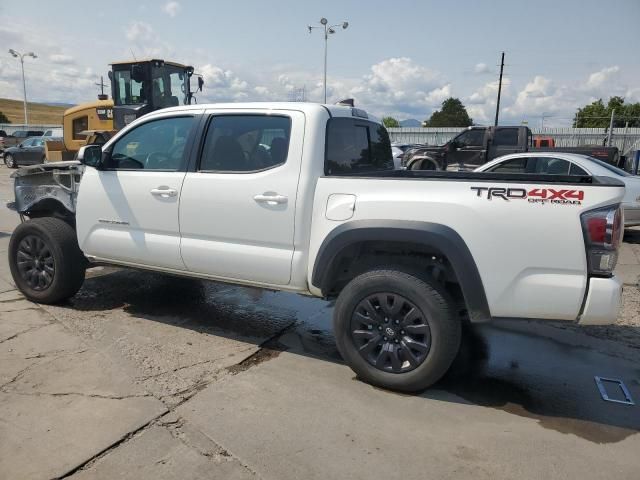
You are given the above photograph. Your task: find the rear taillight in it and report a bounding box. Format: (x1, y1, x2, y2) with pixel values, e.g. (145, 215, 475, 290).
(581, 205, 623, 276)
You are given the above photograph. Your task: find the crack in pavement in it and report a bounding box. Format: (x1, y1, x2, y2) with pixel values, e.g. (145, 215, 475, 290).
(0, 348, 89, 391)
(3, 391, 155, 400)
(54, 409, 170, 480)
(51, 320, 296, 479)
(0, 320, 52, 344)
(137, 357, 229, 381)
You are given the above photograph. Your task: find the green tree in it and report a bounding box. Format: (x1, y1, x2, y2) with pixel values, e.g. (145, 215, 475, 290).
(382, 116, 400, 128)
(0, 111, 10, 124)
(423, 98, 473, 127)
(574, 97, 640, 128)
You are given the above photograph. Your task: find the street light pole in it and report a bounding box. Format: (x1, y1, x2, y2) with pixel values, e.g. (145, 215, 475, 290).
(8, 49, 37, 125)
(323, 25, 328, 104)
(308, 18, 349, 104)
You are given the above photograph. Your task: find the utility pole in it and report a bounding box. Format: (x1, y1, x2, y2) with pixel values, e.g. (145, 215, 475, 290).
(494, 51, 505, 127)
(95, 76, 108, 100)
(620, 121, 629, 157)
(607, 109, 615, 147)
(95, 76, 107, 95)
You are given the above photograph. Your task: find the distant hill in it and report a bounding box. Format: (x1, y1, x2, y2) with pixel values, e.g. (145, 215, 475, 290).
(400, 119, 421, 127)
(0, 98, 70, 125)
(43, 102, 75, 108)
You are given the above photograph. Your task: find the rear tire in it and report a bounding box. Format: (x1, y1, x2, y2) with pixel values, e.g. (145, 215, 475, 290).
(333, 268, 461, 392)
(9, 218, 86, 304)
(5, 154, 16, 168)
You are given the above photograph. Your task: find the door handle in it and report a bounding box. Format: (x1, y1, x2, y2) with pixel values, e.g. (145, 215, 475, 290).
(253, 193, 288, 205)
(150, 187, 178, 198)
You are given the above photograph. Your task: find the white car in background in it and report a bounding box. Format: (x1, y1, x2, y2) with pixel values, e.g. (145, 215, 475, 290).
(391, 142, 412, 169)
(476, 152, 640, 227)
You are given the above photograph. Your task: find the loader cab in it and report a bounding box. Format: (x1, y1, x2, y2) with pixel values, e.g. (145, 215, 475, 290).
(109, 59, 200, 130)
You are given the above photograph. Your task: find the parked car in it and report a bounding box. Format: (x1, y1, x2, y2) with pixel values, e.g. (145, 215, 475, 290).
(8, 102, 625, 392)
(475, 152, 640, 227)
(403, 126, 620, 171)
(0, 129, 45, 153)
(3, 136, 61, 168)
(42, 128, 63, 138)
(391, 142, 415, 169)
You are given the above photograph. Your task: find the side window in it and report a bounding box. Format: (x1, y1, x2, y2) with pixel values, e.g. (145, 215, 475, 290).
(569, 163, 588, 175)
(21, 138, 34, 147)
(200, 115, 291, 172)
(454, 129, 484, 147)
(534, 157, 570, 175)
(493, 128, 519, 146)
(72, 116, 88, 140)
(325, 118, 392, 174)
(108, 116, 195, 170)
(489, 158, 527, 173)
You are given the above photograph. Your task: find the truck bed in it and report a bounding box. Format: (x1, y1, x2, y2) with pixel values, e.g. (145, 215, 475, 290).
(338, 168, 623, 187)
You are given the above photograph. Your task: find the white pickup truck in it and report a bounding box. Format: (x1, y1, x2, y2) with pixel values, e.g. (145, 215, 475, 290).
(8, 102, 625, 392)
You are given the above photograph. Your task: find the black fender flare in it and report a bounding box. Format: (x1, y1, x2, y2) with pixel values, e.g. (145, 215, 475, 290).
(311, 220, 491, 322)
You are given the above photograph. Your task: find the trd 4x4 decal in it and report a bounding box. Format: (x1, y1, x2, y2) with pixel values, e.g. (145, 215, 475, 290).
(471, 187, 584, 205)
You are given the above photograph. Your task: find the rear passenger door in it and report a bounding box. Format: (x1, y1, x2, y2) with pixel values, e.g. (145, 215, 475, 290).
(179, 110, 305, 285)
(488, 127, 522, 160)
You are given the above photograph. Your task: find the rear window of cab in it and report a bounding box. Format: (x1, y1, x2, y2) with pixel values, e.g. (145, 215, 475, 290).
(325, 118, 393, 175)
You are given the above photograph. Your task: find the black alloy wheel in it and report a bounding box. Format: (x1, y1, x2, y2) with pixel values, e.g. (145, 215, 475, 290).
(16, 234, 55, 291)
(350, 293, 431, 373)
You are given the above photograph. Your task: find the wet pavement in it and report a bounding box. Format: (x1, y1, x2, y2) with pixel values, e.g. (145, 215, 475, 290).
(64, 266, 640, 446)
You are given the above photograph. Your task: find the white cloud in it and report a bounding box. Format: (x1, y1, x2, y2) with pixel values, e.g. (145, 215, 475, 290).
(162, 1, 181, 17)
(626, 87, 640, 103)
(124, 21, 174, 58)
(585, 66, 619, 90)
(48, 54, 74, 65)
(348, 57, 450, 118)
(126, 21, 155, 42)
(474, 63, 491, 74)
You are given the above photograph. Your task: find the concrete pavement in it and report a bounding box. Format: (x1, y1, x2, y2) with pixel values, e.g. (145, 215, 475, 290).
(0, 165, 638, 479)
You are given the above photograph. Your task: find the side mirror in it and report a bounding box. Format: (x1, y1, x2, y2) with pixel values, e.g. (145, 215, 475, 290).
(18, 143, 24, 148)
(77, 144, 103, 168)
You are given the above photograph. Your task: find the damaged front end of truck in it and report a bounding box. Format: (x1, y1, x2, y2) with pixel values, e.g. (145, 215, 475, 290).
(9, 161, 83, 223)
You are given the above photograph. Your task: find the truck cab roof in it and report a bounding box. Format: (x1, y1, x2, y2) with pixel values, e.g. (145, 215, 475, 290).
(148, 102, 372, 120)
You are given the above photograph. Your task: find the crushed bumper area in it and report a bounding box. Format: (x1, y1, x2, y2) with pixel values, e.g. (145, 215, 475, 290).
(11, 161, 83, 215)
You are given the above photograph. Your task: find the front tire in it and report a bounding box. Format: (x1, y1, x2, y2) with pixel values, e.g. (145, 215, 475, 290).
(5, 154, 16, 168)
(9, 218, 86, 304)
(333, 268, 461, 392)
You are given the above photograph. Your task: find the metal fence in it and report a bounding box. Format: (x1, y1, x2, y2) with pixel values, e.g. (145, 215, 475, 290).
(0, 124, 62, 135)
(387, 127, 640, 156)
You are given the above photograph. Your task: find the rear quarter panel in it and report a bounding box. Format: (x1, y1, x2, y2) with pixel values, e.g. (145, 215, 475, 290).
(308, 177, 624, 320)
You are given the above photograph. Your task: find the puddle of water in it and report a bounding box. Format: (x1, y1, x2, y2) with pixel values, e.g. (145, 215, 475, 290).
(439, 323, 640, 443)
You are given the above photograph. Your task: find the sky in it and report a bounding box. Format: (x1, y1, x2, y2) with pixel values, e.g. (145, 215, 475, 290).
(0, 0, 638, 126)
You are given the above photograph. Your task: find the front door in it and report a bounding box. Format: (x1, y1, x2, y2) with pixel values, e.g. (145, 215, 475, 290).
(26, 138, 44, 164)
(448, 129, 487, 170)
(76, 114, 198, 270)
(179, 110, 304, 285)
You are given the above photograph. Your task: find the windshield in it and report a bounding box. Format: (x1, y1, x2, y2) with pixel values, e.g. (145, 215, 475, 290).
(151, 65, 189, 107)
(113, 70, 144, 105)
(584, 155, 631, 177)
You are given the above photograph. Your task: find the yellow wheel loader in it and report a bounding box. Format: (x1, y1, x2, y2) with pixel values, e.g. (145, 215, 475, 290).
(45, 59, 203, 162)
